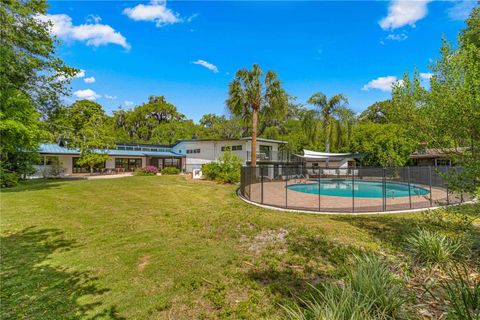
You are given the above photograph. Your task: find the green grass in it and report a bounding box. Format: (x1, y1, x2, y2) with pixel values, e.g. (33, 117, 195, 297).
(1, 176, 478, 319)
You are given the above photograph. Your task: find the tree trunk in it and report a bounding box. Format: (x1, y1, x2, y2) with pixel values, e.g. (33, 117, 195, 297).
(324, 118, 330, 153)
(90, 166, 93, 174)
(251, 109, 258, 166)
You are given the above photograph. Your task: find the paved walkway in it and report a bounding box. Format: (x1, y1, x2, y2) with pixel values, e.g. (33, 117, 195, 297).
(84, 173, 134, 180)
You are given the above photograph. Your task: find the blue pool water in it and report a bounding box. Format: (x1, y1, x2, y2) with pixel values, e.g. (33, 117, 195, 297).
(287, 180, 430, 198)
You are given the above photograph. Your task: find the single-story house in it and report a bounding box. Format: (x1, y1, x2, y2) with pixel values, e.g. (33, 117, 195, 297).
(34, 137, 289, 177)
(410, 147, 469, 166)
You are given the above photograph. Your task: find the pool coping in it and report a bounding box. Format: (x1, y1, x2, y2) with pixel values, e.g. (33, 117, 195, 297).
(236, 188, 477, 215)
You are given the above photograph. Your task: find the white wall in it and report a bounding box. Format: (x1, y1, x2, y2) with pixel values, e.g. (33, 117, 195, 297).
(173, 139, 285, 172)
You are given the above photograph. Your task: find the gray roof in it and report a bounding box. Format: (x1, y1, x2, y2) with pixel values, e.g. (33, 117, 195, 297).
(172, 137, 288, 145)
(239, 137, 288, 144)
(39, 144, 185, 158)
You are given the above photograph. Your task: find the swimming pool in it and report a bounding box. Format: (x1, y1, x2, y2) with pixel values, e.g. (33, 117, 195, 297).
(287, 180, 430, 198)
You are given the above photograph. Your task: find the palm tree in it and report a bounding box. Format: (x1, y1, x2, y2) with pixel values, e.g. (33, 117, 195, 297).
(307, 92, 349, 152)
(226, 64, 287, 166)
(334, 106, 356, 150)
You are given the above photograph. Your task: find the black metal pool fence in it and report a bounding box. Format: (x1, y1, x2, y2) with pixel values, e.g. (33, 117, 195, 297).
(240, 165, 471, 213)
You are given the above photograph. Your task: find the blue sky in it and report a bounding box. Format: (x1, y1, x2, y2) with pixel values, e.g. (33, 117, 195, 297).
(44, 0, 476, 121)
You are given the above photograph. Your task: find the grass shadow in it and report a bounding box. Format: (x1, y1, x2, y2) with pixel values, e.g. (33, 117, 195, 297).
(0, 227, 124, 319)
(245, 228, 361, 300)
(331, 204, 480, 256)
(0, 179, 65, 193)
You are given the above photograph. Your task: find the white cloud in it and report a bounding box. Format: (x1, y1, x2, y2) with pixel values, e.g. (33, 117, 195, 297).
(76, 69, 86, 78)
(192, 59, 219, 73)
(56, 69, 85, 81)
(105, 95, 117, 100)
(362, 76, 403, 92)
(37, 14, 130, 49)
(84, 76, 95, 83)
(123, 1, 182, 27)
(420, 72, 433, 79)
(74, 89, 101, 101)
(447, 1, 477, 21)
(379, 0, 432, 30)
(124, 100, 134, 107)
(385, 32, 408, 41)
(86, 14, 102, 24)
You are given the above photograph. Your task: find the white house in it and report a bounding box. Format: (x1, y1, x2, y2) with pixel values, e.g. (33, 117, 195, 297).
(34, 137, 289, 177)
(171, 137, 289, 171)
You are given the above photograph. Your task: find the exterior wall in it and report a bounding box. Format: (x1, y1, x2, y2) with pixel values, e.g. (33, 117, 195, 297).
(32, 154, 149, 177)
(304, 158, 352, 169)
(173, 140, 248, 172)
(32, 154, 73, 178)
(243, 140, 280, 153)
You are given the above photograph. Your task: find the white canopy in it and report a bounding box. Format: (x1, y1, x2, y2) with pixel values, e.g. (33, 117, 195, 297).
(295, 149, 357, 160)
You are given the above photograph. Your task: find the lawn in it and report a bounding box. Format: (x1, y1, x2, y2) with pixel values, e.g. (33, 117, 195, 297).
(1, 176, 478, 319)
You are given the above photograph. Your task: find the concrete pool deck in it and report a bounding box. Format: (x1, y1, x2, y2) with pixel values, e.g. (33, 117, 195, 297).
(243, 180, 460, 214)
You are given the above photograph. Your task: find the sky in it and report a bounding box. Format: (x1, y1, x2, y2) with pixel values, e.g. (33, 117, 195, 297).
(43, 0, 477, 121)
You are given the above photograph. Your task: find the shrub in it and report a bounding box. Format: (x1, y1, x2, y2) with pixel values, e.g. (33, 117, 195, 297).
(406, 229, 464, 265)
(0, 169, 19, 188)
(42, 161, 65, 178)
(161, 166, 180, 175)
(427, 265, 480, 320)
(347, 254, 407, 318)
(283, 254, 407, 319)
(201, 151, 241, 184)
(134, 166, 159, 176)
(202, 162, 221, 180)
(282, 284, 373, 320)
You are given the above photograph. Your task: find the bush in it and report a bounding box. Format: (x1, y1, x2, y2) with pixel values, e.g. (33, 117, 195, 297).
(201, 151, 241, 184)
(283, 284, 373, 320)
(0, 169, 19, 188)
(161, 167, 180, 175)
(283, 254, 407, 319)
(202, 162, 221, 180)
(347, 254, 406, 317)
(134, 166, 159, 176)
(42, 161, 65, 178)
(406, 229, 464, 265)
(427, 265, 480, 320)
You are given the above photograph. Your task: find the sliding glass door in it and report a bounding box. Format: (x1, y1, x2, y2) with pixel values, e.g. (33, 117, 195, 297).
(115, 158, 142, 172)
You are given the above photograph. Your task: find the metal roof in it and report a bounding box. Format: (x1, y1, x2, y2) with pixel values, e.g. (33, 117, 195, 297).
(173, 137, 288, 145)
(38, 144, 185, 158)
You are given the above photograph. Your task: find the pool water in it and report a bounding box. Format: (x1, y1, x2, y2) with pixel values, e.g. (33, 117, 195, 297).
(287, 180, 430, 198)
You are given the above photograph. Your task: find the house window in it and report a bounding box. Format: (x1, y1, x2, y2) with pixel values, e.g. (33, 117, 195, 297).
(164, 158, 180, 168)
(435, 159, 451, 166)
(222, 145, 242, 151)
(46, 156, 60, 165)
(115, 158, 142, 172)
(72, 157, 105, 173)
(259, 145, 272, 152)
